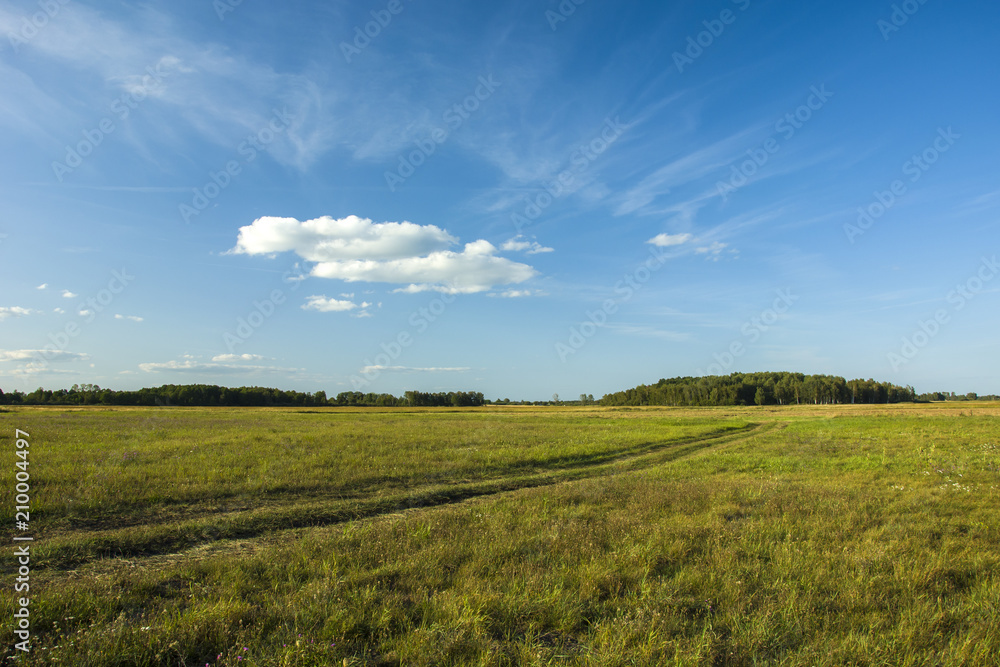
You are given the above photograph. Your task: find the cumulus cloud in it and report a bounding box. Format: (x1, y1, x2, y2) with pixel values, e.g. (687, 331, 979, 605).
(115, 314, 144, 322)
(61, 290, 77, 298)
(302, 295, 376, 317)
(36, 283, 48, 290)
(232, 215, 538, 294)
(0, 307, 34, 320)
(231, 215, 456, 261)
(211, 353, 267, 362)
(502, 236, 554, 255)
(315, 241, 537, 294)
(648, 233, 692, 247)
(302, 295, 358, 313)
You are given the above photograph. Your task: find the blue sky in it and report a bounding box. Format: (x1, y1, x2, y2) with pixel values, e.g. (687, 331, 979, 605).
(1, 0, 998, 400)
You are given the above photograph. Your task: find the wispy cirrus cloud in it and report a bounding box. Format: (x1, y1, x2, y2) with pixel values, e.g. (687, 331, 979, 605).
(613, 126, 760, 217)
(358, 365, 471, 374)
(139, 358, 300, 375)
(0, 3, 335, 170)
(0, 349, 89, 363)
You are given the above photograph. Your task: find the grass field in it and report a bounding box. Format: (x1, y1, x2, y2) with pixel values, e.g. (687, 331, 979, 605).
(1, 403, 998, 665)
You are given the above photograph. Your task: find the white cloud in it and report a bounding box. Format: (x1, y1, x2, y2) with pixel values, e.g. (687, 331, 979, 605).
(78, 309, 93, 317)
(211, 354, 267, 362)
(502, 236, 554, 255)
(36, 283, 48, 290)
(318, 242, 537, 294)
(231, 215, 457, 261)
(303, 296, 378, 318)
(0, 349, 89, 363)
(139, 359, 299, 374)
(647, 233, 692, 247)
(302, 295, 358, 313)
(233, 216, 538, 295)
(0, 364, 80, 378)
(62, 290, 77, 298)
(53, 308, 65, 314)
(0, 307, 34, 320)
(115, 314, 144, 322)
(359, 365, 471, 374)
(490, 289, 544, 298)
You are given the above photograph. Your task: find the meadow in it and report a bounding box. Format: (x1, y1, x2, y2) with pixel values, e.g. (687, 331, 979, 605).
(1, 403, 998, 665)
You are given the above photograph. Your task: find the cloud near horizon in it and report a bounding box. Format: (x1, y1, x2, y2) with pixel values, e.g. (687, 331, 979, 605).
(138, 358, 300, 374)
(0, 307, 35, 320)
(0, 349, 89, 363)
(359, 365, 471, 374)
(231, 216, 538, 294)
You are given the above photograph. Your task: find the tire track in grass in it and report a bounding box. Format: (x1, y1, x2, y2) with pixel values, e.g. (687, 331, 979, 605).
(25, 423, 775, 572)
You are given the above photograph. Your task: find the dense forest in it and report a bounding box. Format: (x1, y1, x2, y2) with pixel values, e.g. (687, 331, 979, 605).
(599, 373, 915, 406)
(0, 375, 994, 408)
(598, 372, 997, 406)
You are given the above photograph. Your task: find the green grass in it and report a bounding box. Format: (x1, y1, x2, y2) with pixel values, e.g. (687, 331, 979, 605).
(1, 404, 998, 665)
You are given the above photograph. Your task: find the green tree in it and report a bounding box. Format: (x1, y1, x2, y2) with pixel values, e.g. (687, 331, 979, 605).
(754, 387, 767, 406)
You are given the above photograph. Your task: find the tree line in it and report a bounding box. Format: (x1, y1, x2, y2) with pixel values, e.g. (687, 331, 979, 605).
(598, 373, 918, 407)
(0, 384, 486, 408)
(0, 377, 994, 408)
